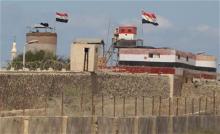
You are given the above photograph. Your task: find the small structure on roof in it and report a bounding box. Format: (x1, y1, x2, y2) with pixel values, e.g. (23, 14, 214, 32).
(70, 38, 104, 72)
(112, 25, 143, 48)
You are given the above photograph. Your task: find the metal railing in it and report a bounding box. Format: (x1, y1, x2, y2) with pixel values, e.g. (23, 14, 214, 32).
(1, 90, 219, 117)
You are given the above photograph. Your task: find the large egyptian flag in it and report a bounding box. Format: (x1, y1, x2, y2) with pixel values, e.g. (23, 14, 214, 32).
(56, 12, 69, 23)
(141, 10, 159, 26)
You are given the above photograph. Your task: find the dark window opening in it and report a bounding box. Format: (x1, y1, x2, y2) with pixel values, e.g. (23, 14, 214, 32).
(185, 78, 188, 83)
(149, 53, 153, 58)
(85, 48, 89, 52)
(84, 48, 89, 71)
(128, 29, 132, 32)
(177, 55, 180, 59)
(186, 56, 189, 61)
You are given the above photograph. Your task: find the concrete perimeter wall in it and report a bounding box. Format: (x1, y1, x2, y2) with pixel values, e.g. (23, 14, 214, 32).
(0, 72, 170, 110)
(0, 115, 220, 134)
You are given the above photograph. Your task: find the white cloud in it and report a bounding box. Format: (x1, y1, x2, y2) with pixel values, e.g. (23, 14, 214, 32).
(195, 25, 211, 32)
(58, 14, 110, 39)
(192, 24, 219, 37)
(157, 15, 173, 29)
(118, 18, 139, 26)
(71, 15, 108, 29)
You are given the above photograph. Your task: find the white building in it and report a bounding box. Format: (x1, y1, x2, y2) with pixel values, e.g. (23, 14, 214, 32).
(119, 47, 216, 69)
(117, 47, 217, 79)
(11, 41, 17, 61)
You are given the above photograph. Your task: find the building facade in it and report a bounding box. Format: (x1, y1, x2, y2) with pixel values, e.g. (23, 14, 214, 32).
(110, 25, 217, 80)
(116, 47, 216, 79)
(70, 39, 104, 72)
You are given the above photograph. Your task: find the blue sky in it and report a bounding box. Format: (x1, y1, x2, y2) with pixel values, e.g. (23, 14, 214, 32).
(0, 0, 219, 70)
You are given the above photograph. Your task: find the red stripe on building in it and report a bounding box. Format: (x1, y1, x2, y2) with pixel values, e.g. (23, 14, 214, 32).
(113, 66, 175, 74)
(118, 26, 137, 34)
(193, 73, 216, 79)
(111, 66, 216, 79)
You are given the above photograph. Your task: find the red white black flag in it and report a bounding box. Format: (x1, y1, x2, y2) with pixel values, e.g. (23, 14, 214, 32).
(56, 12, 68, 23)
(141, 10, 159, 26)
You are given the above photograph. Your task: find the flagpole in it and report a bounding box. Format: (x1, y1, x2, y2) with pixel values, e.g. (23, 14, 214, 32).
(141, 10, 144, 45)
(106, 17, 111, 57)
(141, 22, 144, 42)
(54, 13, 57, 33)
(0, 40, 1, 70)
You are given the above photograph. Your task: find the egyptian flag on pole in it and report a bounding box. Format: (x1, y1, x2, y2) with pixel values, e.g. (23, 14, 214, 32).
(141, 10, 159, 26)
(56, 12, 69, 23)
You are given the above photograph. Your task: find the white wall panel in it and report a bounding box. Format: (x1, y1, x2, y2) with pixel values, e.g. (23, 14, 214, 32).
(118, 34, 136, 40)
(175, 56, 195, 66)
(119, 54, 176, 62)
(196, 61, 216, 68)
(119, 49, 216, 70)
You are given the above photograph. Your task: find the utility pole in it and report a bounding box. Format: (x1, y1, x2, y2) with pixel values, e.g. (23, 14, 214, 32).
(23, 40, 38, 70)
(0, 43, 1, 71)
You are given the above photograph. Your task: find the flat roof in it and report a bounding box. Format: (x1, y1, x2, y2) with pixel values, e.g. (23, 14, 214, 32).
(119, 46, 214, 57)
(74, 38, 104, 44)
(26, 32, 57, 36)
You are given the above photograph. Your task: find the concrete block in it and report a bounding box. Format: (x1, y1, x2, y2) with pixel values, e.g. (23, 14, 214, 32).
(214, 115, 220, 133)
(0, 117, 24, 134)
(188, 115, 201, 132)
(201, 115, 216, 132)
(118, 117, 134, 134)
(28, 116, 62, 134)
(66, 117, 92, 134)
(173, 116, 187, 134)
(156, 116, 169, 134)
(201, 116, 210, 131)
(138, 117, 156, 134)
(97, 117, 114, 134)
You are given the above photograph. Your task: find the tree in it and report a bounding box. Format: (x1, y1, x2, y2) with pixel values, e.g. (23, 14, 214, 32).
(8, 50, 70, 70)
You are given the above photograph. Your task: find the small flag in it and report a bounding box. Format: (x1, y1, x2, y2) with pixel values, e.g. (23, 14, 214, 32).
(56, 12, 68, 23)
(141, 10, 159, 26)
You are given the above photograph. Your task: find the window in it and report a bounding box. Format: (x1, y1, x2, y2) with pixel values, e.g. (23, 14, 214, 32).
(149, 53, 153, 58)
(128, 29, 132, 32)
(186, 56, 189, 61)
(177, 55, 180, 60)
(84, 48, 89, 52)
(121, 29, 125, 33)
(84, 48, 89, 71)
